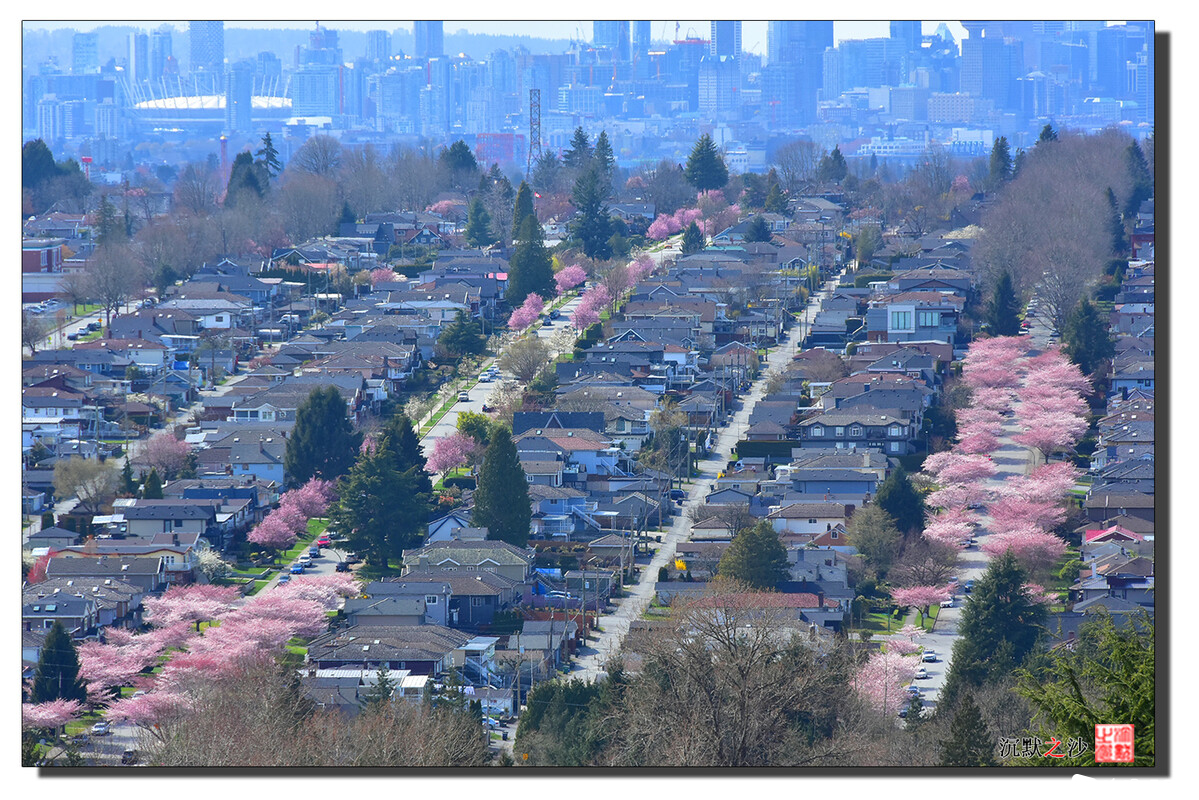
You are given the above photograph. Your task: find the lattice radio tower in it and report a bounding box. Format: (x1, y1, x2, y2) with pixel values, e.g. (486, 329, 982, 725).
(527, 88, 543, 178)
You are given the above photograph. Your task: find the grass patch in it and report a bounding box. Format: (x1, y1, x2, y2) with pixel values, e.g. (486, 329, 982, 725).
(854, 610, 898, 634)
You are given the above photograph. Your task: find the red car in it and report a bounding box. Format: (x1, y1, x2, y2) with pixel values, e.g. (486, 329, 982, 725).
(316, 537, 332, 547)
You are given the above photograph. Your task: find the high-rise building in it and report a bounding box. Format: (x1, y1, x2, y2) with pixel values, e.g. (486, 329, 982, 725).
(710, 21, 742, 60)
(291, 65, 342, 116)
(189, 21, 225, 74)
(765, 21, 832, 125)
(72, 32, 99, 74)
(889, 21, 922, 52)
(593, 21, 631, 62)
(961, 32, 1023, 110)
(94, 98, 119, 138)
(634, 21, 652, 52)
(367, 29, 391, 63)
(698, 54, 739, 118)
(298, 23, 342, 67)
(414, 21, 444, 60)
(150, 27, 173, 80)
(37, 95, 61, 141)
(128, 32, 149, 83)
(224, 59, 254, 133)
(257, 51, 283, 81)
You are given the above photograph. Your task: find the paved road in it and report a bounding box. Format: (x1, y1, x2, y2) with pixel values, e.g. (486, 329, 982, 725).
(24, 306, 106, 355)
(567, 278, 840, 682)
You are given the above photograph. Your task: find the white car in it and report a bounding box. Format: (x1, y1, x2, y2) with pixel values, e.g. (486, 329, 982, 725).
(457, 392, 471, 402)
(940, 598, 954, 608)
(914, 667, 929, 680)
(922, 651, 938, 663)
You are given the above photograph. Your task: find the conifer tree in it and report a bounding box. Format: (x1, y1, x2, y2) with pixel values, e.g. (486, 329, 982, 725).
(988, 136, 1012, 188)
(464, 197, 497, 248)
(681, 221, 705, 254)
(1062, 298, 1115, 377)
(142, 467, 164, 499)
(986, 270, 1021, 336)
(684, 133, 729, 191)
(716, 520, 789, 590)
(472, 426, 531, 546)
(512, 180, 536, 240)
(939, 694, 997, 766)
(284, 386, 363, 485)
(874, 465, 923, 536)
(255, 132, 282, 178)
(508, 216, 555, 306)
(743, 215, 772, 243)
(31, 621, 88, 704)
(570, 166, 613, 260)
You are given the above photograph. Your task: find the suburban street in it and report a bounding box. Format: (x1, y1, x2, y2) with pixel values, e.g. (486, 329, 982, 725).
(569, 276, 839, 682)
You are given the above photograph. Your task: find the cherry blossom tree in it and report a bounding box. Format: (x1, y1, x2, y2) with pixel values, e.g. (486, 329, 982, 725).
(507, 293, 545, 330)
(855, 649, 919, 715)
(22, 698, 84, 730)
(647, 214, 680, 240)
(922, 515, 976, 547)
(247, 512, 301, 550)
(1013, 412, 1088, 458)
(969, 387, 1017, 412)
(887, 638, 922, 655)
(571, 284, 611, 329)
(78, 638, 162, 692)
(890, 585, 953, 624)
(924, 481, 991, 512)
(103, 690, 193, 742)
(425, 199, 462, 219)
(142, 584, 242, 631)
(986, 496, 1067, 536)
(922, 452, 997, 485)
(144, 431, 192, 478)
(554, 264, 587, 295)
(629, 254, 655, 283)
(1023, 583, 1060, 605)
(980, 530, 1067, 578)
(955, 430, 1000, 454)
(281, 478, 336, 519)
(275, 573, 360, 610)
(425, 431, 478, 478)
(998, 462, 1079, 505)
(370, 267, 399, 287)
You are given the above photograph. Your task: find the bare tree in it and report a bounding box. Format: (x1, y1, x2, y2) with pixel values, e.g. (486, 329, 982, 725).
(22, 309, 50, 354)
(387, 146, 442, 212)
(85, 243, 142, 327)
(59, 268, 93, 315)
(289, 134, 343, 177)
(499, 336, 552, 384)
(277, 172, 342, 245)
(339, 144, 388, 219)
(52, 456, 119, 514)
(173, 163, 220, 216)
(773, 140, 822, 194)
(687, 502, 756, 539)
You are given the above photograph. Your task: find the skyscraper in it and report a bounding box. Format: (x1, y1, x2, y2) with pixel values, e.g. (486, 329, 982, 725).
(593, 21, 630, 62)
(765, 21, 832, 125)
(72, 32, 98, 74)
(414, 21, 444, 60)
(224, 59, 254, 133)
(634, 21, 652, 53)
(710, 21, 742, 60)
(150, 27, 173, 80)
(128, 32, 149, 83)
(189, 21, 225, 74)
(889, 21, 923, 53)
(367, 29, 391, 63)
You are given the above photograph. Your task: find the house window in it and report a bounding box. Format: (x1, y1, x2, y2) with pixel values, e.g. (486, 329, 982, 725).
(174, 519, 184, 528)
(917, 311, 939, 327)
(808, 519, 817, 524)
(849, 426, 863, 437)
(890, 311, 912, 330)
(835, 426, 845, 437)
(891, 442, 902, 452)
(831, 530, 839, 539)
(526, 475, 534, 482)
(889, 425, 902, 437)
(471, 597, 484, 607)
(810, 425, 824, 437)
(424, 595, 438, 605)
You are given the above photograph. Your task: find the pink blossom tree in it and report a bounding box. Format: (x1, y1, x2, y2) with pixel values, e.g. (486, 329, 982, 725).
(647, 215, 680, 240)
(103, 690, 193, 743)
(1023, 583, 1059, 605)
(144, 431, 192, 478)
(426, 431, 479, 478)
(629, 254, 655, 283)
(142, 584, 242, 631)
(956, 429, 1000, 454)
(1013, 412, 1088, 458)
(554, 264, 587, 294)
(571, 284, 611, 330)
(370, 267, 399, 287)
(275, 572, 361, 609)
(425, 200, 462, 219)
(980, 530, 1067, 578)
(22, 699, 84, 731)
(887, 638, 922, 655)
(282, 478, 336, 518)
(78, 639, 162, 692)
(922, 452, 997, 485)
(986, 496, 1067, 536)
(855, 649, 919, 715)
(969, 387, 1017, 412)
(247, 513, 301, 551)
(924, 481, 991, 512)
(890, 585, 953, 625)
(507, 293, 545, 330)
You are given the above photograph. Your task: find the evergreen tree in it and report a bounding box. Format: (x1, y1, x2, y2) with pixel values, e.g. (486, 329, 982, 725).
(845, 504, 901, 577)
(985, 270, 1022, 336)
(225, 150, 267, 207)
(508, 215, 556, 307)
(939, 694, 997, 766)
(254, 131, 282, 178)
(570, 166, 613, 260)
(874, 465, 923, 536)
(817, 146, 848, 183)
(362, 664, 396, 709)
(464, 196, 497, 248)
(592, 130, 615, 190)
(1062, 297, 1115, 377)
(1123, 141, 1153, 219)
(939, 551, 1044, 711)
(1038, 123, 1058, 144)
(563, 127, 593, 172)
(683, 133, 729, 191)
(472, 426, 531, 546)
(716, 520, 789, 590)
(988, 136, 1012, 188)
(743, 215, 773, 243)
(31, 621, 88, 704)
(681, 221, 705, 254)
(95, 195, 123, 245)
(284, 386, 363, 485)
(869, 153, 879, 175)
(740, 172, 768, 209)
(22, 138, 59, 190)
(339, 200, 356, 227)
(1012, 148, 1027, 177)
(530, 151, 563, 195)
(121, 457, 136, 495)
(512, 180, 536, 240)
(439, 140, 480, 190)
(764, 179, 787, 213)
(142, 467, 164, 499)
(332, 447, 423, 568)
(437, 310, 486, 356)
(1106, 187, 1129, 256)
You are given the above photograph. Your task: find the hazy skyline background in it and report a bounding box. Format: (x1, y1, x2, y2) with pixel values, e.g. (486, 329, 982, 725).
(24, 21, 975, 55)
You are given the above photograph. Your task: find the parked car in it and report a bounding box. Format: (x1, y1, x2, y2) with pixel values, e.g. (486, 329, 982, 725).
(316, 537, 332, 547)
(940, 598, 954, 608)
(67, 332, 80, 340)
(308, 546, 321, 558)
(479, 374, 493, 382)
(669, 489, 686, 501)
(86, 321, 101, 331)
(335, 562, 350, 573)
(121, 749, 138, 765)
(549, 310, 560, 319)
(914, 667, 929, 680)
(905, 685, 921, 696)
(345, 553, 360, 564)
(922, 651, 938, 663)
(278, 574, 292, 584)
(299, 555, 312, 567)
(91, 721, 111, 736)
(289, 564, 304, 575)
(458, 392, 471, 401)
(964, 580, 975, 593)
